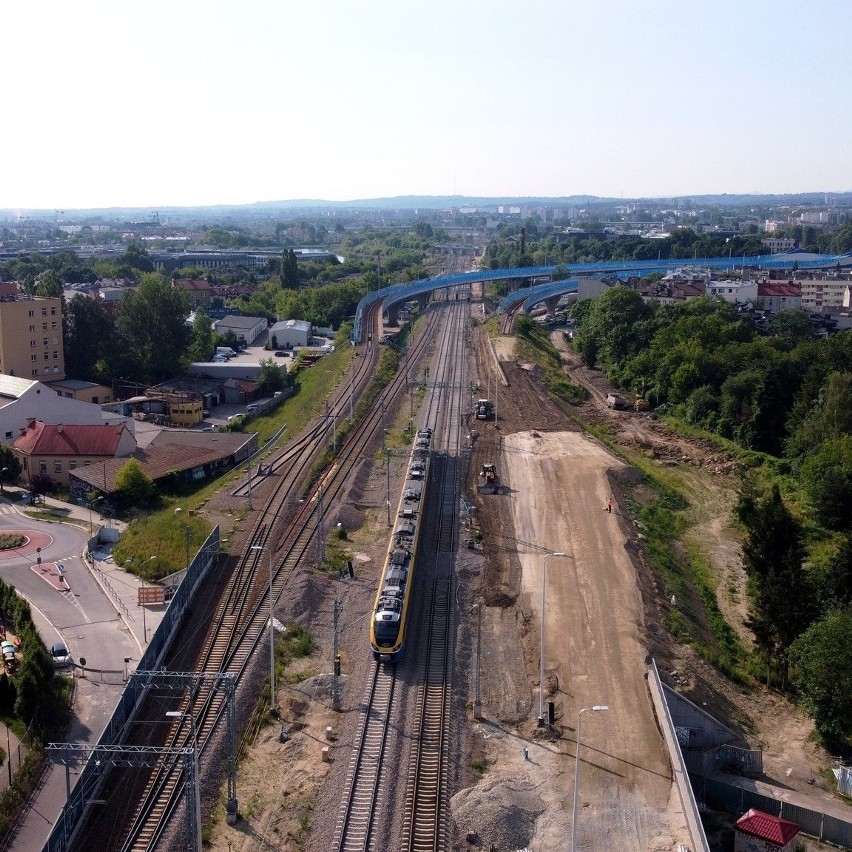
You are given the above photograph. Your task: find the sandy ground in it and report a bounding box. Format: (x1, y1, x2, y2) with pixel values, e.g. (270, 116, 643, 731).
(465, 430, 689, 850)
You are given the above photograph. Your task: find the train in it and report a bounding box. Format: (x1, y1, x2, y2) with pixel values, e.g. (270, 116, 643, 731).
(369, 427, 433, 661)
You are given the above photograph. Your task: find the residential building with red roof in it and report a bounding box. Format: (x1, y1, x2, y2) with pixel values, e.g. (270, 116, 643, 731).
(12, 420, 136, 488)
(756, 281, 801, 313)
(173, 278, 212, 309)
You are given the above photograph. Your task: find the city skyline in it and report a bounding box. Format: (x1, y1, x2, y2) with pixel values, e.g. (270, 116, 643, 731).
(5, 0, 851, 209)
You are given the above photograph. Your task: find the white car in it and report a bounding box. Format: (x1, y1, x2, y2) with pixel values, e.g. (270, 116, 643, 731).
(51, 642, 71, 667)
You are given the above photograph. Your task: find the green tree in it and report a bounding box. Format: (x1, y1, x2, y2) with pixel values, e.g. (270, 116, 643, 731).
(63, 294, 114, 381)
(770, 309, 816, 349)
(800, 435, 852, 530)
(281, 249, 299, 290)
(0, 446, 22, 487)
(787, 371, 852, 462)
(113, 274, 191, 382)
(258, 359, 286, 393)
(736, 483, 814, 686)
(36, 269, 63, 298)
(789, 608, 852, 741)
(189, 307, 214, 362)
(114, 458, 156, 506)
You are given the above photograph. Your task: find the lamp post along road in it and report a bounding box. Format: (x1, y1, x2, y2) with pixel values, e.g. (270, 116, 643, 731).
(539, 552, 567, 726)
(571, 705, 609, 852)
(251, 545, 276, 714)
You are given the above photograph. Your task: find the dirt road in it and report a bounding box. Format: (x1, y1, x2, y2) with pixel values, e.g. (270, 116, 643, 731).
(503, 430, 688, 849)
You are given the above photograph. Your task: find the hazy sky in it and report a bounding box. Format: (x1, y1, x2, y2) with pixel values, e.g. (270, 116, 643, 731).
(4, 0, 851, 209)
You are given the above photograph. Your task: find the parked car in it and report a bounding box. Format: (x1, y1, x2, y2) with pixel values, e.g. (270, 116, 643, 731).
(50, 642, 71, 667)
(274, 350, 286, 357)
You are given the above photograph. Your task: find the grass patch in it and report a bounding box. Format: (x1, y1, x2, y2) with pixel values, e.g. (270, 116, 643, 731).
(471, 759, 488, 775)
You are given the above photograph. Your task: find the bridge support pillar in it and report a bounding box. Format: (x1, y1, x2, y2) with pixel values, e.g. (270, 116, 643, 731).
(385, 304, 400, 327)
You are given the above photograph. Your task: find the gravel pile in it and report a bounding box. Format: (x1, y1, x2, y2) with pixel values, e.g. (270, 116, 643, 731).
(451, 777, 544, 851)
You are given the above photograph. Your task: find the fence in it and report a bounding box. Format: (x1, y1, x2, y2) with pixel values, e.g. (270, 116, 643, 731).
(692, 773, 852, 848)
(41, 526, 221, 852)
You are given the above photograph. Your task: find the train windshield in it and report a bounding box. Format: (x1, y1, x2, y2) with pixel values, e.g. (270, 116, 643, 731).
(374, 621, 400, 646)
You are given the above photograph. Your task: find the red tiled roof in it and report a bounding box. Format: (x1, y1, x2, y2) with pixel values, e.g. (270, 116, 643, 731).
(758, 282, 801, 298)
(736, 808, 800, 844)
(173, 279, 211, 291)
(12, 421, 124, 457)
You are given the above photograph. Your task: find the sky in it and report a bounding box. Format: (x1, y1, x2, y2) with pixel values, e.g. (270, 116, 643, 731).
(3, 0, 851, 209)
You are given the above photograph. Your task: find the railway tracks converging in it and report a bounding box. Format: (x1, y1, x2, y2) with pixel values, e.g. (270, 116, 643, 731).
(332, 293, 469, 852)
(72, 287, 475, 851)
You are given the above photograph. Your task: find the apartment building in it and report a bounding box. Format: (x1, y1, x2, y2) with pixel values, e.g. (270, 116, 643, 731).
(0, 296, 65, 383)
(798, 275, 851, 314)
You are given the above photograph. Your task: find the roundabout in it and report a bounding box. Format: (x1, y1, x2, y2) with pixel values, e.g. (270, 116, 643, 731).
(0, 529, 55, 560)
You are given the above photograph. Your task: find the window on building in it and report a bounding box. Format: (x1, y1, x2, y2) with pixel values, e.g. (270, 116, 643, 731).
(41, 308, 47, 316)
(51, 307, 56, 315)
(30, 340, 36, 347)
(52, 337, 58, 345)
(44, 353, 49, 361)
(54, 461, 62, 474)
(69, 460, 76, 470)
(39, 462, 47, 473)
(42, 323, 47, 331)
(4, 432, 12, 441)
(53, 352, 58, 359)
(51, 322, 57, 330)
(28, 310, 34, 317)
(43, 338, 48, 346)
(31, 354, 37, 362)
(44, 367, 50, 374)
(29, 325, 35, 332)
(32, 369, 38, 377)
(92, 396, 99, 404)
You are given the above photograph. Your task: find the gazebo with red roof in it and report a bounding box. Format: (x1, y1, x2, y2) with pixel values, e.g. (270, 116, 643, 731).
(735, 808, 800, 851)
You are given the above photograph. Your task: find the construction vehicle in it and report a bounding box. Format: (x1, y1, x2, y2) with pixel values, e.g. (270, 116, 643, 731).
(634, 397, 650, 412)
(475, 398, 495, 420)
(478, 462, 501, 494)
(606, 393, 627, 410)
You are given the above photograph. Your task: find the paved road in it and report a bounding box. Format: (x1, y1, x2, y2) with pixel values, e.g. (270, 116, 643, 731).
(0, 495, 167, 851)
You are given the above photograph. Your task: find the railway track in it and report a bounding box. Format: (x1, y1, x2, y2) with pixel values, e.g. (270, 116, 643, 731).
(332, 664, 397, 852)
(333, 296, 467, 852)
(403, 578, 453, 851)
(70, 302, 448, 851)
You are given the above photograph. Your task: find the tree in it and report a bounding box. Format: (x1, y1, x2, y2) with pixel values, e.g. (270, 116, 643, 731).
(281, 249, 299, 290)
(736, 483, 814, 686)
(789, 608, 852, 741)
(114, 459, 156, 506)
(63, 294, 114, 381)
(113, 274, 191, 383)
(0, 446, 22, 487)
(770, 309, 816, 349)
(800, 435, 852, 530)
(258, 359, 286, 393)
(36, 269, 63, 298)
(189, 307, 214, 362)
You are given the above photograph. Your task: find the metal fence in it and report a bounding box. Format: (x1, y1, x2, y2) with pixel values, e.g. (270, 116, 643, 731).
(42, 526, 221, 852)
(836, 765, 852, 798)
(692, 773, 852, 848)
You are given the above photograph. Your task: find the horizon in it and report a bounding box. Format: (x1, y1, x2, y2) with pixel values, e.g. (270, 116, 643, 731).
(4, 0, 851, 209)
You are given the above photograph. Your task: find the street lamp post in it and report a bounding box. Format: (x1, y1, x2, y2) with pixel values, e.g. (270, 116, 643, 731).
(539, 552, 567, 726)
(166, 709, 202, 852)
(250, 545, 276, 715)
(571, 705, 609, 852)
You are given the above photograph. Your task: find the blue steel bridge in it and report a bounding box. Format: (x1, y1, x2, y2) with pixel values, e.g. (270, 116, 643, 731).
(352, 251, 851, 343)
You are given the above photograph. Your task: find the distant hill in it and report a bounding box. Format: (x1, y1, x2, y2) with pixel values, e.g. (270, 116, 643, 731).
(3, 191, 851, 220)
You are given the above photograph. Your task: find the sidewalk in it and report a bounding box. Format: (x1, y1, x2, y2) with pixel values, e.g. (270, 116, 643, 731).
(2, 490, 173, 850)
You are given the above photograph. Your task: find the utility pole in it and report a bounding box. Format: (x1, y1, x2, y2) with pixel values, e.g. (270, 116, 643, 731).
(386, 449, 391, 527)
(317, 487, 325, 569)
(332, 599, 341, 711)
(474, 601, 482, 719)
(349, 368, 354, 424)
